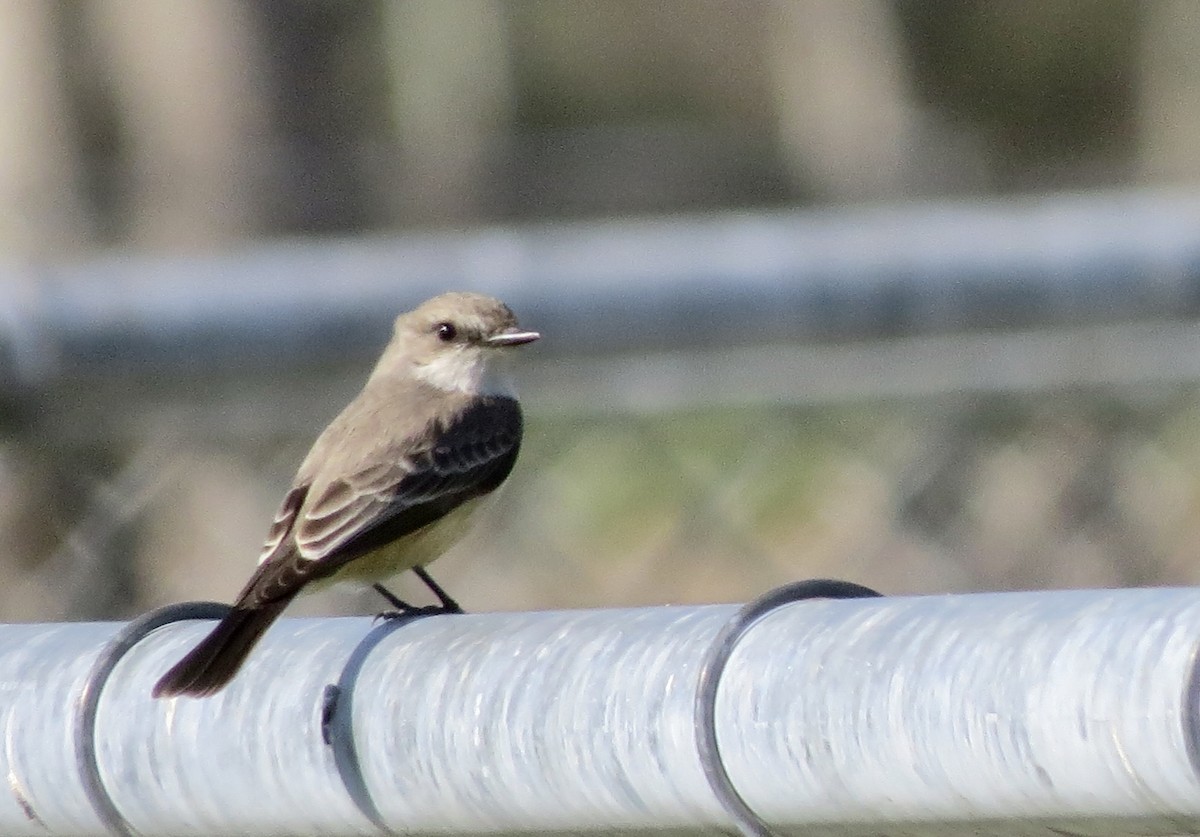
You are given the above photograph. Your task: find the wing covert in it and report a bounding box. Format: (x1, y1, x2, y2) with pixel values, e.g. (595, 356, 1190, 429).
(294, 396, 522, 564)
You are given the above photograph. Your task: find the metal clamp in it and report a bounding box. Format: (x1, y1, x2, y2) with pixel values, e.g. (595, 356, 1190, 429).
(694, 579, 883, 837)
(322, 611, 441, 835)
(74, 601, 230, 837)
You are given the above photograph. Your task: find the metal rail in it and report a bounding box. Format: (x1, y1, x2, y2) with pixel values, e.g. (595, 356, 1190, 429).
(3, 586, 1200, 835)
(4, 188, 1200, 388)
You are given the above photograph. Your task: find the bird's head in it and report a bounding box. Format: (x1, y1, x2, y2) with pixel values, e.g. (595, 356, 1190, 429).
(376, 292, 540, 394)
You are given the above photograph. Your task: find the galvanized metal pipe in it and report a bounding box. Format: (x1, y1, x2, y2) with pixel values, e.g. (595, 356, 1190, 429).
(3, 588, 1200, 835)
(6, 188, 1200, 387)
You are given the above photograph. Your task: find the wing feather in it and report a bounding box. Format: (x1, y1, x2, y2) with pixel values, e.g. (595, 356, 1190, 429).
(233, 396, 522, 608)
(256, 486, 306, 566)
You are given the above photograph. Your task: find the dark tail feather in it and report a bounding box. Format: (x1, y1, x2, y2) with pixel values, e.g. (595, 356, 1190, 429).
(152, 600, 289, 699)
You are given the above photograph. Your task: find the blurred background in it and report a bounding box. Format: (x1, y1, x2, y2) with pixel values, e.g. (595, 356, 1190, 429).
(4, 0, 1200, 623)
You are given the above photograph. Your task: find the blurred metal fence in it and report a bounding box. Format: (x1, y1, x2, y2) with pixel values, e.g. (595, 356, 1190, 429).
(4, 188, 1200, 625)
(6, 187, 1200, 388)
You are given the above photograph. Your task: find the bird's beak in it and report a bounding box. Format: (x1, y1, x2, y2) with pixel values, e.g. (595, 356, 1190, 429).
(486, 328, 540, 347)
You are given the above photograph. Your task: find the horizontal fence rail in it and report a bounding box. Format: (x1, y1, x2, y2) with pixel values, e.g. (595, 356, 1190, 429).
(4, 188, 1200, 388)
(3, 587, 1200, 835)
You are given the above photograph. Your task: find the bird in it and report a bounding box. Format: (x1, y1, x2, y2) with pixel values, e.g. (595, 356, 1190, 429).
(152, 291, 539, 698)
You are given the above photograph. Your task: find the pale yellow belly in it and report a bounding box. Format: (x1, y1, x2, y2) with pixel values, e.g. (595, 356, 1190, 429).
(318, 496, 485, 588)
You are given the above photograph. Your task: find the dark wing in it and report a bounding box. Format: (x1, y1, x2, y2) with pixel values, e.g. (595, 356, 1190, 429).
(232, 485, 311, 609)
(232, 396, 522, 608)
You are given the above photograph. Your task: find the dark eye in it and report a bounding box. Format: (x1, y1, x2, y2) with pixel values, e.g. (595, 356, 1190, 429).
(435, 322, 457, 341)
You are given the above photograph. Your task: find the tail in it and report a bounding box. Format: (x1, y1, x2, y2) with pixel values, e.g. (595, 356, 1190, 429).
(152, 600, 289, 699)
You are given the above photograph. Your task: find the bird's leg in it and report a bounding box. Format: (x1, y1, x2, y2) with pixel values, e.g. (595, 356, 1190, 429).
(371, 583, 442, 621)
(372, 582, 415, 612)
(371, 572, 461, 621)
(412, 566, 464, 614)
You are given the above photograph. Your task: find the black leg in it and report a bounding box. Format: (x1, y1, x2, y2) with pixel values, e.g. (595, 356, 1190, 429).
(372, 583, 413, 612)
(412, 566, 464, 614)
(371, 583, 444, 621)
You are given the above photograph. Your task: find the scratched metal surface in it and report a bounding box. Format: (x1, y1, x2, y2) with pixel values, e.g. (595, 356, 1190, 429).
(724, 589, 1200, 836)
(4, 589, 1200, 835)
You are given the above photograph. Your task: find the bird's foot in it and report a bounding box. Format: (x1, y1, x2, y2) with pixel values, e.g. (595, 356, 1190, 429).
(377, 604, 455, 621)
(371, 582, 463, 623)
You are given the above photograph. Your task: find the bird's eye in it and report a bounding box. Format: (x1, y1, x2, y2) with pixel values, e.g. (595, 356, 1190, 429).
(435, 322, 457, 341)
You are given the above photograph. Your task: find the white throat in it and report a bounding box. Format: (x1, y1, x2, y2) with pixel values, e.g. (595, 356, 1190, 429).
(413, 349, 516, 396)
